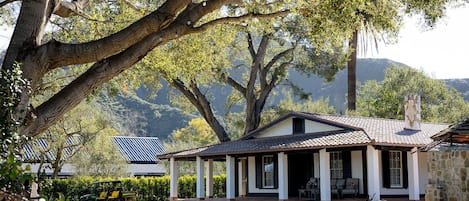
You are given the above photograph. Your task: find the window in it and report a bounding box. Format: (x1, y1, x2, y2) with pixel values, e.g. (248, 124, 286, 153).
(382, 150, 408, 189)
(330, 151, 343, 179)
(262, 155, 274, 188)
(389, 151, 402, 187)
(293, 118, 305, 134)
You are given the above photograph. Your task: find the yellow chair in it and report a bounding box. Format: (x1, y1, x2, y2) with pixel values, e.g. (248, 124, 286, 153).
(108, 191, 120, 200)
(97, 192, 108, 200)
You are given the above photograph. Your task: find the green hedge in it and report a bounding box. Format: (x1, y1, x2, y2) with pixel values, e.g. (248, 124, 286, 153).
(39, 175, 226, 201)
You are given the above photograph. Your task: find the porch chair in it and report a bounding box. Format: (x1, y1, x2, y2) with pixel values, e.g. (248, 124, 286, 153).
(298, 177, 320, 200)
(331, 178, 345, 199)
(341, 178, 359, 197)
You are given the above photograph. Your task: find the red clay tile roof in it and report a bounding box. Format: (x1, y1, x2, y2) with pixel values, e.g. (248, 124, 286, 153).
(160, 130, 371, 159)
(159, 112, 449, 159)
(312, 113, 448, 146)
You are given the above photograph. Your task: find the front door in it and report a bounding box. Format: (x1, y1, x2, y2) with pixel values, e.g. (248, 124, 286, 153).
(288, 153, 314, 196)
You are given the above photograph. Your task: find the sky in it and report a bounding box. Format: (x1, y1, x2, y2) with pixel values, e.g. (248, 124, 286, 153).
(360, 5, 469, 79)
(1, 5, 468, 79)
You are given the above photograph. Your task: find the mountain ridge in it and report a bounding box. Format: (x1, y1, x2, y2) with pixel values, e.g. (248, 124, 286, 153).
(110, 58, 468, 139)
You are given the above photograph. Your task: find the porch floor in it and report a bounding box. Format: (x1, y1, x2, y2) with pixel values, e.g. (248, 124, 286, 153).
(177, 197, 423, 201)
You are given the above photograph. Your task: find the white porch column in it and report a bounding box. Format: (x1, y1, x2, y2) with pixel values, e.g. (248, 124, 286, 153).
(206, 159, 214, 198)
(226, 155, 236, 201)
(278, 152, 289, 201)
(238, 159, 247, 197)
(313, 153, 320, 178)
(196, 156, 205, 200)
(319, 149, 331, 201)
(366, 145, 380, 201)
(169, 157, 179, 201)
(409, 148, 420, 200)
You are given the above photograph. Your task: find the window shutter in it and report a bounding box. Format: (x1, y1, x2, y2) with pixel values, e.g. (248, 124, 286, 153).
(402, 151, 408, 189)
(381, 151, 391, 188)
(274, 154, 279, 188)
(343, 151, 352, 178)
(255, 155, 262, 188)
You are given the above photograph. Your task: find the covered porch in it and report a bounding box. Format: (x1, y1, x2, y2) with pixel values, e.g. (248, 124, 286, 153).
(159, 116, 427, 201)
(163, 145, 425, 201)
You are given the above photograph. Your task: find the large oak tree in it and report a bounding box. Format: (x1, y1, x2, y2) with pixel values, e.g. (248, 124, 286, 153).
(0, 0, 289, 139)
(0, 0, 463, 140)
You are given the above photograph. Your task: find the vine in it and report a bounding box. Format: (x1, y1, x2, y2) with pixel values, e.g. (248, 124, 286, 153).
(0, 63, 32, 199)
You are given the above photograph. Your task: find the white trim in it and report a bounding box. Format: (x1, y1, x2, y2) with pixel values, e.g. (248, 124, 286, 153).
(238, 159, 247, 197)
(196, 156, 205, 199)
(206, 159, 214, 198)
(319, 149, 331, 201)
(226, 155, 236, 199)
(367, 145, 380, 201)
(278, 152, 288, 200)
(169, 158, 178, 199)
(409, 148, 420, 200)
(313, 153, 320, 178)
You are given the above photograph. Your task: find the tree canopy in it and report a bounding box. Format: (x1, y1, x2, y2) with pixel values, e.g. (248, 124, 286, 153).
(1, 0, 461, 138)
(356, 66, 469, 123)
(0, 0, 465, 194)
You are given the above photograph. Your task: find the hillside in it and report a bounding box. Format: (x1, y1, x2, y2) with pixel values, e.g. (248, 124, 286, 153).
(102, 58, 468, 139)
(444, 78, 469, 101)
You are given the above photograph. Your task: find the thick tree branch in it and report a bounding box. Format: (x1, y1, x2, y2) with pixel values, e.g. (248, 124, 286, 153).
(263, 47, 294, 75)
(170, 78, 230, 142)
(19, 0, 285, 137)
(21, 23, 181, 136)
(224, 76, 247, 97)
(46, 0, 247, 69)
(249, 34, 269, 91)
(45, 0, 192, 69)
(191, 9, 290, 33)
(188, 81, 230, 142)
(269, 62, 290, 88)
(260, 47, 294, 89)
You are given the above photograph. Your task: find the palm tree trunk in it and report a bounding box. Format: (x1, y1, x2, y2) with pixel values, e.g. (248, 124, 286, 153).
(347, 30, 358, 111)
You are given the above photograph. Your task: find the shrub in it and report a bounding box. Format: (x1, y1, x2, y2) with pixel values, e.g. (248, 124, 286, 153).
(39, 175, 226, 201)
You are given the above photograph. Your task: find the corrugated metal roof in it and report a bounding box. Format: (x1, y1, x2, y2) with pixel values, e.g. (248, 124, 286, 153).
(112, 136, 165, 163)
(22, 136, 82, 162)
(23, 136, 165, 164)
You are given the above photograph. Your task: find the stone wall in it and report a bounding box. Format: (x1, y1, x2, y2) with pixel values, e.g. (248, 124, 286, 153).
(425, 145, 469, 201)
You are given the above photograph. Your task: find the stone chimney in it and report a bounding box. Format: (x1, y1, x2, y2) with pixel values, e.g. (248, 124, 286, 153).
(404, 94, 421, 130)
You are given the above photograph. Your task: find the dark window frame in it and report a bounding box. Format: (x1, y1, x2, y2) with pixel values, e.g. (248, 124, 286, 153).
(255, 155, 278, 189)
(293, 118, 305, 134)
(382, 150, 408, 189)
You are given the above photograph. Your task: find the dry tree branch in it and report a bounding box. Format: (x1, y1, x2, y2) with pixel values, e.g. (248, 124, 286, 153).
(0, 0, 18, 8)
(191, 9, 290, 33)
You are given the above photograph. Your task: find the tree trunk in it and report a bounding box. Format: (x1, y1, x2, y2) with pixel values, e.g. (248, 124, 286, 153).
(170, 79, 231, 142)
(347, 30, 358, 111)
(243, 34, 269, 135)
(51, 147, 62, 178)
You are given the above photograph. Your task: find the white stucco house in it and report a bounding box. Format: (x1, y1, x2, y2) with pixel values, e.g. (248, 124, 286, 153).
(159, 111, 448, 201)
(23, 136, 166, 177)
